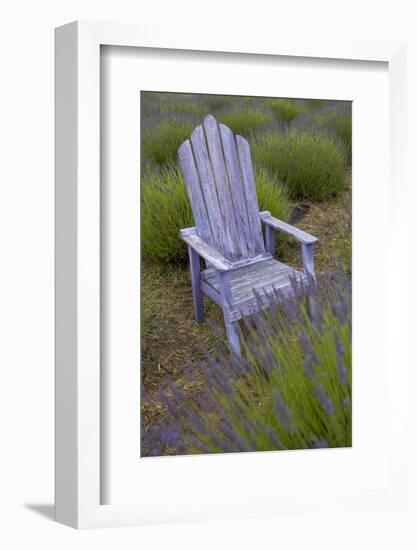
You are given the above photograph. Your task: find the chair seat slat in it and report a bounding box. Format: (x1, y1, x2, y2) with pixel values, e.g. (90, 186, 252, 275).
(201, 258, 308, 322)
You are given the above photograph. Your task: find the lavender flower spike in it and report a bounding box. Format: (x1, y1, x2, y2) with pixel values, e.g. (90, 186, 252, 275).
(315, 384, 336, 415)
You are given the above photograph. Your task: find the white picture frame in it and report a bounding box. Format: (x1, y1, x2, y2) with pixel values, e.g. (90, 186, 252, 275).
(55, 20, 407, 529)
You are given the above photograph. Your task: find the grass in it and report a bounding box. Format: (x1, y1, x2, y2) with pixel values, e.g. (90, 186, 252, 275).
(282, 182, 352, 276)
(253, 129, 347, 201)
(141, 262, 225, 411)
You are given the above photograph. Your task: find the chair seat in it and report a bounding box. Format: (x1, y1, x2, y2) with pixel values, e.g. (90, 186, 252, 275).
(201, 258, 308, 322)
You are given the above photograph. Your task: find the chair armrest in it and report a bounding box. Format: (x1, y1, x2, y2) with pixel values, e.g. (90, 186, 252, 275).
(260, 211, 318, 245)
(180, 227, 233, 272)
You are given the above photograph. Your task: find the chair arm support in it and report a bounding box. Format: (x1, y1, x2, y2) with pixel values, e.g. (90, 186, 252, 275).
(260, 211, 318, 245)
(259, 212, 317, 278)
(180, 227, 233, 272)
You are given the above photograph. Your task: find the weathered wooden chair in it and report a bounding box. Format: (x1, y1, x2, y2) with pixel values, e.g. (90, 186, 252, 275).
(178, 114, 318, 357)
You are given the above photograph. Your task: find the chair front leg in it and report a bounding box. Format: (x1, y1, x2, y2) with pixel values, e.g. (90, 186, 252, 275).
(265, 224, 275, 256)
(301, 243, 315, 280)
(301, 243, 318, 323)
(188, 245, 204, 323)
(216, 271, 241, 358)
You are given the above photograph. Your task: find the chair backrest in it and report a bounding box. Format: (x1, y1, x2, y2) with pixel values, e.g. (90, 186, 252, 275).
(178, 114, 265, 262)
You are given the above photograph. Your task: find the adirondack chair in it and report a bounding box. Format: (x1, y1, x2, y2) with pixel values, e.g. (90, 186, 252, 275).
(178, 114, 318, 357)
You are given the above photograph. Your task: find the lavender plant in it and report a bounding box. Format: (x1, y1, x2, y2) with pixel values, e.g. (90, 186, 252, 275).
(268, 99, 305, 124)
(253, 129, 346, 201)
(142, 119, 195, 165)
(317, 109, 352, 159)
(141, 163, 290, 264)
(142, 268, 352, 455)
(218, 108, 273, 137)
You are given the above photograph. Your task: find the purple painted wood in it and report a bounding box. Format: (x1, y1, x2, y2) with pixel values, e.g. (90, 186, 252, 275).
(301, 243, 316, 279)
(190, 124, 235, 259)
(178, 115, 266, 262)
(265, 224, 275, 256)
(203, 115, 242, 258)
(180, 227, 232, 272)
(218, 122, 253, 257)
(188, 245, 204, 323)
(216, 270, 241, 357)
(260, 211, 318, 245)
(177, 115, 318, 358)
(203, 258, 307, 322)
(235, 135, 265, 254)
(178, 139, 213, 246)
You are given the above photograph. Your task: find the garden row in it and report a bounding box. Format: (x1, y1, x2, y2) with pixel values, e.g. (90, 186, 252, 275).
(141, 92, 352, 264)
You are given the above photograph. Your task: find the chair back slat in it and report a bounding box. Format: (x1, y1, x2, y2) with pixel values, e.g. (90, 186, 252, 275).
(202, 115, 244, 258)
(220, 123, 262, 256)
(178, 114, 265, 261)
(177, 139, 214, 247)
(235, 134, 265, 254)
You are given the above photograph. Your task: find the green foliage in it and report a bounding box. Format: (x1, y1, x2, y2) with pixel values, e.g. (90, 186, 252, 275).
(218, 109, 272, 137)
(141, 164, 194, 264)
(233, 274, 352, 451)
(142, 120, 194, 165)
(204, 95, 234, 111)
(255, 167, 290, 222)
(305, 98, 324, 109)
(141, 165, 291, 264)
(161, 101, 204, 116)
(268, 99, 305, 123)
(318, 111, 352, 158)
(143, 268, 352, 455)
(254, 130, 346, 201)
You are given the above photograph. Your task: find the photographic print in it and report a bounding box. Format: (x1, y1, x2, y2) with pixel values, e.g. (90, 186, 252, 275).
(140, 91, 352, 457)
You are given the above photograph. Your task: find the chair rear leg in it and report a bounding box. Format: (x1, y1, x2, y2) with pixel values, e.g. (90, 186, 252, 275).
(188, 245, 204, 323)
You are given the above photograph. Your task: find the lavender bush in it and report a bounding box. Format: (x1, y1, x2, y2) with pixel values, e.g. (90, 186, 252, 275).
(142, 267, 352, 456)
(253, 129, 346, 201)
(268, 99, 305, 124)
(141, 163, 290, 264)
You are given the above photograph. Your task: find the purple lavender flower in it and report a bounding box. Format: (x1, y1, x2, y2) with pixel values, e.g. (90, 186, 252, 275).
(187, 411, 207, 435)
(303, 355, 316, 381)
(315, 384, 335, 415)
(220, 423, 251, 452)
(160, 423, 182, 447)
(311, 436, 329, 448)
(141, 262, 351, 457)
(266, 429, 285, 449)
(272, 390, 293, 433)
(158, 390, 180, 419)
(333, 330, 347, 385)
(298, 331, 319, 380)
